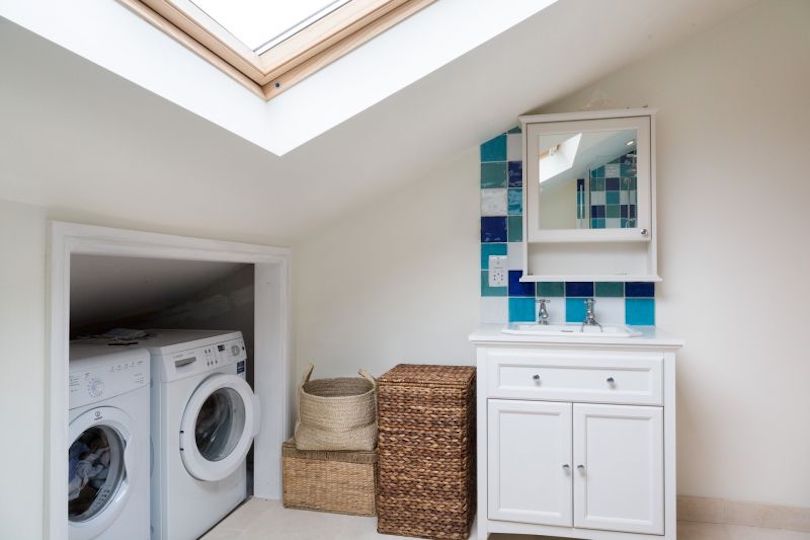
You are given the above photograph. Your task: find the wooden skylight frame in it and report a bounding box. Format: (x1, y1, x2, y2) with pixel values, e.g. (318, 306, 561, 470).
(119, 0, 435, 100)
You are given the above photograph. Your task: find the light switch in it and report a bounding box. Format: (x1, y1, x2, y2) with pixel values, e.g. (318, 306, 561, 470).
(488, 255, 508, 287)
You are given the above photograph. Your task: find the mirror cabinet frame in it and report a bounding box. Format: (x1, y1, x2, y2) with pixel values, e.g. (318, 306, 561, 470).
(519, 108, 659, 282)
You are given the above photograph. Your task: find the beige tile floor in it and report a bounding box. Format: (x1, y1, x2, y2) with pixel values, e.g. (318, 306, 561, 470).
(202, 499, 810, 540)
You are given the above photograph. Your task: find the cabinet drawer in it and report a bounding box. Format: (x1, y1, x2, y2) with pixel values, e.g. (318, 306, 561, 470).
(486, 349, 663, 405)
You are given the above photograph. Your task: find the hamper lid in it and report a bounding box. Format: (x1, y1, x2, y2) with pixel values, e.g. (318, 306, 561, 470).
(377, 364, 475, 388)
(283, 439, 377, 464)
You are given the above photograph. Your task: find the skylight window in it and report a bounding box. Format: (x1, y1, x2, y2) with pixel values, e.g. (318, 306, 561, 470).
(122, 0, 435, 100)
(190, 0, 352, 53)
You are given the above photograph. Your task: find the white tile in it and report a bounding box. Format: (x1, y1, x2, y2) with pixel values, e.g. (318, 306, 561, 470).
(480, 297, 508, 324)
(594, 297, 625, 325)
(506, 132, 522, 161)
(481, 188, 507, 216)
(507, 242, 524, 270)
(620, 190, 629, 204)
(605, 218, 621, 228)
(590, 191, 605, 205)
(605, 163, 620, 177)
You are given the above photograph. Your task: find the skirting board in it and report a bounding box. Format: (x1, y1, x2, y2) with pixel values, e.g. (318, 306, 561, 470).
(678, 496, 810, 532)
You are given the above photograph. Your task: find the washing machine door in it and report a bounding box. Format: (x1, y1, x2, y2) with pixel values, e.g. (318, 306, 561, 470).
(179, 373, 259, 482)
(68, 406, 137, 540)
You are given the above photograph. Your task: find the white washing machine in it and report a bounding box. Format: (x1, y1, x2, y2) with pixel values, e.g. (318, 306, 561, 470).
(143, 329, 259, 540)
(68, 344, 150, 540)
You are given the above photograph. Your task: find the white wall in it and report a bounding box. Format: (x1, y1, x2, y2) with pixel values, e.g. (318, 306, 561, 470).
(294, 148, 480, 382)
(295, 0, 810, 508)
(0, 199, 46, 539)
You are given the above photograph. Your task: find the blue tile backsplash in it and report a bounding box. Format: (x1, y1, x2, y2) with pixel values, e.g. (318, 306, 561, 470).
(479, 127, 656, 326)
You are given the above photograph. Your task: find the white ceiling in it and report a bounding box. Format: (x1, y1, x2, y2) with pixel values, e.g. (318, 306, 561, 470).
(70, 255, 247, 328)
(0, 0, 754, 244)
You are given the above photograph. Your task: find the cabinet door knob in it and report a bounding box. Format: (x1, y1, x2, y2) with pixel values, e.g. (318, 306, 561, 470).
(562, 464, 570, 472)
(606, 376, 615, 384)
(577, 464, 586, 472)
(532, 374, 540, 381)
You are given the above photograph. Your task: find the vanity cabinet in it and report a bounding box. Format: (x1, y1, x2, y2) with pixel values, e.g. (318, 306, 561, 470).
(472, 328, 681, 540)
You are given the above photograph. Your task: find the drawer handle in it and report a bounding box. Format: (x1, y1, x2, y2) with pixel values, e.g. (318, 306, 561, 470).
(532, 374, 541, 381)
(606, 376, 616, 385)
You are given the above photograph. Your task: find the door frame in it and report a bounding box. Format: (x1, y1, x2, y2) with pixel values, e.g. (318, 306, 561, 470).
(47, 221, 292, 540)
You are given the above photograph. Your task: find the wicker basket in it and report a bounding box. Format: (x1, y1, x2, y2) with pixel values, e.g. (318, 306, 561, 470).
(376, 364, 476, 540)
(295, 364, 378, 451)
(282, 439, 377, 516)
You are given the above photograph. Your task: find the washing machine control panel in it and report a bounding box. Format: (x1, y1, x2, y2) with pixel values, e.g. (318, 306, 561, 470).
(166, 337, 247, 381)
(68, 348, 150, 408)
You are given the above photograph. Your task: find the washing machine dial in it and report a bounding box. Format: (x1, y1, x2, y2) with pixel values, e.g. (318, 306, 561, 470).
(87, 378, 104, 398)
(231, 345, 241, 357)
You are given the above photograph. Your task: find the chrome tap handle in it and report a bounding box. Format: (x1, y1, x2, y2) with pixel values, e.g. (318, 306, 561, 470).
(537, 298, 551, 325)
(581, 298, 603, 332)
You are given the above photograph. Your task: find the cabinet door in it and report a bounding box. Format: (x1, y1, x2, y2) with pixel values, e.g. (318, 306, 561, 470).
(488, 399, 572, 526)
(573, 404, 664, 535)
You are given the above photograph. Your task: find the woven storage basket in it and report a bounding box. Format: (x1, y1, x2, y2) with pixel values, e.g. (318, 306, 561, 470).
(282, 439, 377, 516)
(295, 364, 378, 451)
(376, 364, 476, 540)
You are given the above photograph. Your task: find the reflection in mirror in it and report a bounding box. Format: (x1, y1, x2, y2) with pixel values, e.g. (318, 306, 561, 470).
(537, 128, 638, 230)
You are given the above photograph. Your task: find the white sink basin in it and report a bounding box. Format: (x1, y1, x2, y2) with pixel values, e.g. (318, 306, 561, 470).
(502, 323, 642, 337)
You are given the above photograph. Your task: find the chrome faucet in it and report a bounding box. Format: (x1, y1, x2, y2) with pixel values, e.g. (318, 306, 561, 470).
(581, 298, 603, 332)
(537, 299, 551, 325)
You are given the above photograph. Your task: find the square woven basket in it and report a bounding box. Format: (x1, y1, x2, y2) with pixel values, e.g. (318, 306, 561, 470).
(282, 439, 377, 516)
(376, 364, 476, 540)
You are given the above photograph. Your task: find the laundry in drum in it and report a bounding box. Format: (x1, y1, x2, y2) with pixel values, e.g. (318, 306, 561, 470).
(68, 426, 121, 521)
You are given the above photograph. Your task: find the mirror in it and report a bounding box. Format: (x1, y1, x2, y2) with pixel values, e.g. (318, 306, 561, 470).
(524, 114, 652, 244)
(537, 129, 638, 230)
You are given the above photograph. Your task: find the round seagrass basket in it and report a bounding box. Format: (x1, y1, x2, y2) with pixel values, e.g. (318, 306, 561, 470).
(294, 364, 378, 451)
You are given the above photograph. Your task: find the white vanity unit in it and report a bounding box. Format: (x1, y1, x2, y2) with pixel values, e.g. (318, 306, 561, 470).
(471, 326, 682, 540)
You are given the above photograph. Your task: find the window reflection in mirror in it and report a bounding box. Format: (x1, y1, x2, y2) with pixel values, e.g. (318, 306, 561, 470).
(537, 128, 638, 230)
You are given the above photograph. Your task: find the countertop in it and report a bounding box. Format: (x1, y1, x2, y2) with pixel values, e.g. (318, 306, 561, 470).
(469, 324, 684, 349)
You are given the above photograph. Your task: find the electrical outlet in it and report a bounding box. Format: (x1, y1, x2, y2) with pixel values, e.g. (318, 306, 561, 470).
(488, 255, 508, 287)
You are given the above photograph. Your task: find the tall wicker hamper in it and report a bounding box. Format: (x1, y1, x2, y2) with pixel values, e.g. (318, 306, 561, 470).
(376, 364, 476, 540)
(282, 439, 377, 516)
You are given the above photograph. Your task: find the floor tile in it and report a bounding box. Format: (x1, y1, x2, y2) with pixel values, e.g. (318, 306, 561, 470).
(726, 525, 810, 540)
(205, 499, 809, 540)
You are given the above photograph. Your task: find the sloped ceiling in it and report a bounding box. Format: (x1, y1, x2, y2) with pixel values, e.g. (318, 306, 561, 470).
(70, 255, 247, 329)
(0, 0, 753, 244)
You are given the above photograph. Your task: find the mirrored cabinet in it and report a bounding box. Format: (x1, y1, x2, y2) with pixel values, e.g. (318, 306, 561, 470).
(520, 109, 659, 281)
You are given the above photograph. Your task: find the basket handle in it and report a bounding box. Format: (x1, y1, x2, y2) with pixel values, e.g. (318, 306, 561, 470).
(302, 363, 315, 385)
(358, 369, 377, 390)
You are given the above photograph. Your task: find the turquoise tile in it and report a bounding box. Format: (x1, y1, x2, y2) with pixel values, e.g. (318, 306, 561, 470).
(507, 125, 522, 134)
(591, 166, 605, 178)
(509, 297, 535, 322)
(481, 162, 507, 188)
(626, 298, 655, 325)
(590, 177, 605, 191)
(507, 188, 523, 215)
(481, 271, 507, 297)
(595, 282, 624, 297)
(537, 281, 565, 297)
(480, 243, 507, 269)
(606, 191, 620, 205)
(481, 134, 507, 162)
(507, 216, 523, 242)
(565, 297, 589, 323)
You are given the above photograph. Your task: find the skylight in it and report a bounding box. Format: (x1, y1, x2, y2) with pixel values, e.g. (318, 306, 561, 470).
(190, 0, 352, 53)
(124, 0, 436, 99)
